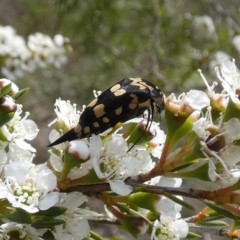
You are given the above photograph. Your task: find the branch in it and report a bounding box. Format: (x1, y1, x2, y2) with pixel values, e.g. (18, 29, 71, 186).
(60, 180, 211, 200)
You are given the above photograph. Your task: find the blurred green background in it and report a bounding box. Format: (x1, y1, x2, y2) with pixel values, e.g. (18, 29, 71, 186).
(0, 0, 239, 164)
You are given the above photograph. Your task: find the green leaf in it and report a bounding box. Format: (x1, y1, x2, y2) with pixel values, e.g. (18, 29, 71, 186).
(7, 209, 31, 224)
(199, 220, 228, 226)
(78, 167, 102, 184)
(199, 212, 224, 222)
(0, 127, 9, 141)
(11, 88, 29, 100)
(0, 112, 14, 127)
(127, 192, 159, 212)
(175, 162, 211, 181)
(164, 192, 195, 211)
(165, 109, 197, 151)
(89, 231, 105, 240)
(223, 98, 240, 122)
(42, 230, 56, 240)
(186, 231, 202, 238)
(31, 218, 65, 228)
(0, 83, 12, 98)
(33, 207, 67, 217)
(203, 201, 239, 221)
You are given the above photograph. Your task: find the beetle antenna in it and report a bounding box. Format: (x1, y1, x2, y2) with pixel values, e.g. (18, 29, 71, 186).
(127, 103, 154, 152)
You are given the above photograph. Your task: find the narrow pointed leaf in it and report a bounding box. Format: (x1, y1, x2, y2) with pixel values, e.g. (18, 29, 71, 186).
(7, 209, 31, 224)
(203, 201, 238, 220)
(174, 162, 211, 181)
(31, 219, 65, 228)
(0, 112, 14, 127)
(164, 192, 195, 210)
(11, 88, 30, 100)
(186, 231, 202, 238)
(0, 83, 12, 98)
(200, 220, 228, 226)
(42, 230, 56, 240)
(34, 206, 67, 217)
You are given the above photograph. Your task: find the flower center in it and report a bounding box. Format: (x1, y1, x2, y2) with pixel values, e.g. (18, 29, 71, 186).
(14, 184, 40, 205)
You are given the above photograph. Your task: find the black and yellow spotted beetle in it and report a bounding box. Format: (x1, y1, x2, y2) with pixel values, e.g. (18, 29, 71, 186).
(48, 78, 164, 147)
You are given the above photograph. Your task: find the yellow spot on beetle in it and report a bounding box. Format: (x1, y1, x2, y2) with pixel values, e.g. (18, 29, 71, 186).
(74, 124, 82, 133)
(129, 77, 141, 83)
(102, 117, 109, 123)
(129, 103, 137, 109)
(93, 121, 100, 128)
(93, 104, 105, 118)
(87, 98, 98, 108)
(139, 99, 151, 108)
(110, 84, 121, 92)
(130, 94, 138, 104)
(115, 106, 122, 115)
(83, 126, 90, 134)
(114, 89, 126, 96)
(129, 78, 148, 90)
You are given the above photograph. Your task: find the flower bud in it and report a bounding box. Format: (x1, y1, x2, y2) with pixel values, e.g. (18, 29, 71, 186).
(67, 140, 90, 161)
(0, 78, 19, 95)
(59, 140, 90, 182)
(127, 192, 161, 213)
(107, 205, 149, 237)
(0, 96, 17, 113)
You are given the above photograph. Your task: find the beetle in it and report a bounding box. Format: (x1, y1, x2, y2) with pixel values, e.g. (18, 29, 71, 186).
(48, 78, 164, 147)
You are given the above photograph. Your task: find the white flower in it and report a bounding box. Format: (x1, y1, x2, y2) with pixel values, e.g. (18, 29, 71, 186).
(193, 107, 214, 142)
(155, 177, 183, 218)
(58, 192, 87, 209)
(151, 216, 188, 240)
(54, 192, 90, 240)
(185, 90, 210, 109)
(216, 60, 240, 105)
(54, 217, 90, 240)
(166, 90, 209, 115)
(195, 117, 240, 186)
(27, 32, 68, 69)
(52, 34, 68, 68)
(198, 69, 228, 109)
(54, 34, 65, 46)
(27, 32, 55, 67)
(0, 26, 69, 80)
(209, 51, 231, 71)
(148, 121, 166, 158)
(2, 161, 59, 213)
(0, 220, 47, 240)
(0, 26, 17, 56)
(90, 134, 154, 180)
(192, 15, 216, 39)
(90, 134, 154, 194)
(1, 104, 38, 153)
(20, 49, 36, 72)
(49, 138, 92, 179)
(1, 58, 24, 81)
(49, 98, 80, 130)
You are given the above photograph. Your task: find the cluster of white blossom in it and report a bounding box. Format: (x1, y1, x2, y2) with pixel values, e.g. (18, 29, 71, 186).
(0, 25, 71, 81)
(2, 59, 240, 239)
(194, 60, 240, 186)
(48, 95, 188, 239)
(0, 79, 90, 239)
